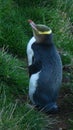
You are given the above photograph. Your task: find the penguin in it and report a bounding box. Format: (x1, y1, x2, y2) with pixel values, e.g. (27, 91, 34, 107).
(27, 20, 62, 113)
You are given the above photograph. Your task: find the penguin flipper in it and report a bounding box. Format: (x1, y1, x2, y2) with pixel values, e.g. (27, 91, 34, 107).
(28, 60, 42, 77)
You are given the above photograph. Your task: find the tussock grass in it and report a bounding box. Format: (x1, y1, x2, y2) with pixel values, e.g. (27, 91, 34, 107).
(0, 49, 57, 129)
(0, 49, 28, 96)
(0, 88, 57, 130)
(1, 0, 28, 57)
(1, 0, 73, 57)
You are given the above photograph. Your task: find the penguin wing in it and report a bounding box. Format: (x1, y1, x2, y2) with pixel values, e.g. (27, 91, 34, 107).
(28, 59, 42, 77)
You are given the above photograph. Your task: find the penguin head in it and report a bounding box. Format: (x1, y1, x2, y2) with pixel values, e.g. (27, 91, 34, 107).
(28, 20, 52, 43)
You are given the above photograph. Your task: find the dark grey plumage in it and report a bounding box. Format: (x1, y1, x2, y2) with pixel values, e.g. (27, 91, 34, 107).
(27, 20, 62, 113)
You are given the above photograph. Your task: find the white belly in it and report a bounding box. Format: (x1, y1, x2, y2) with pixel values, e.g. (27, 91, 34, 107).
(29, 71, 40, 104)
(27, 37, 40, 103)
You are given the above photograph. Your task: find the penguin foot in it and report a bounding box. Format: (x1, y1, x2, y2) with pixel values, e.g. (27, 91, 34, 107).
(28, 103, 58, 114)
(47, 104, 58, 114)
(45, 103, 58, 114)
(36, 103, 58, 114)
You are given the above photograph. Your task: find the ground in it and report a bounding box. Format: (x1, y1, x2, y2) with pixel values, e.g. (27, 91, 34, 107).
(49, 65, 73, 130)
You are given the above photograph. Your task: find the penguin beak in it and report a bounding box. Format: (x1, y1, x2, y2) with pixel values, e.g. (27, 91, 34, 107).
(28, 20, 39, 33)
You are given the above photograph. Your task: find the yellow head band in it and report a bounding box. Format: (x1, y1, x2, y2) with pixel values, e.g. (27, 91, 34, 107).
(38, 29, 52, 34)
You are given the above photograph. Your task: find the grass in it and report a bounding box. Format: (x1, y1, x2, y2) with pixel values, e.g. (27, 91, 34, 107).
(0, 0, 73, 129)
(0, 82, 56, 130)
(0, 49, 57, 129)
(1, 0, 73, 57)
(0, 49, 28, 95)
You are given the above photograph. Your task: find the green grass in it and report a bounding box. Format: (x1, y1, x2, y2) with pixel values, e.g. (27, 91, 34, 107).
(0, 80, 56, 130)
(0, 0, 73, 129)
(0, 49, 28, 95)
(1, 0, 73, 57)
(0, 48, 56, 129)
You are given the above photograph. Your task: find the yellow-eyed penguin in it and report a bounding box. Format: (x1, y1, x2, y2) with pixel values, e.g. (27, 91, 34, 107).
(27, 20, 62, 113)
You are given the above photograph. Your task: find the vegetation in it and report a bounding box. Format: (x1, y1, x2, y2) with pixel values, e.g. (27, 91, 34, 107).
(0, 0, 73, 129)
